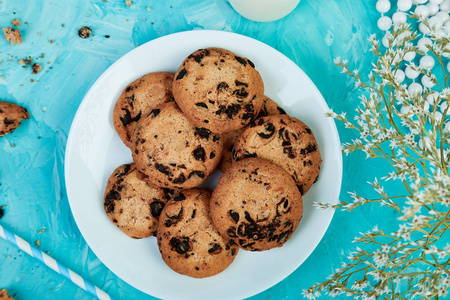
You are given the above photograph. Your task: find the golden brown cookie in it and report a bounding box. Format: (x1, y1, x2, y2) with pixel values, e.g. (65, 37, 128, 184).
(157, 189, 238, 278)
(113, 72, 174, 148)
(0, 101, 29, 137)
(131, 101, 223, 189)
(210, 158, 303, 251)
(103, 163, 171, 239)
(233, 114, 321, 195)
(218, 96, 286, 172)
(172, 47, 265, 134)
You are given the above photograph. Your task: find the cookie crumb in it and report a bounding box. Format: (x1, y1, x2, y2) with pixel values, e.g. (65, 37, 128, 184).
(0, 206, 4, 219)
(146, 6, 151, 11)
(78, 26, 92, 39)
(0, 289, 14, 300)
(2, 27, 22, 45)
(36, 240, 41, 246)
(32, 63, 42, 74)
(126, 0, 132, 6)
(12, 19, 20, 27)
(39, 228, 46, 233)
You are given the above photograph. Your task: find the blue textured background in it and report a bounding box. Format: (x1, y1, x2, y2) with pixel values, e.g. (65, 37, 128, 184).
(0, 0, 386, 299)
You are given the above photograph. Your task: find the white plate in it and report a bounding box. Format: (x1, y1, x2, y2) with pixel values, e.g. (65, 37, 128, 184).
(65, 30, 342, 300)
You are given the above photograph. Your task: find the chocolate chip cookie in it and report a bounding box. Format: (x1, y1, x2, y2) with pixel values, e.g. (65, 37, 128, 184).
(233, 114, 321, 195)
(172, 47, 265, 134)
(113, 72, 174, 148)
(218, 96, 286, 172)
(210, 158, 303, 251)
(0, 101, 29, 137)
(157, 189, 239, 278)
(103, 163, 171, 239)
(131, 101, 223, 189)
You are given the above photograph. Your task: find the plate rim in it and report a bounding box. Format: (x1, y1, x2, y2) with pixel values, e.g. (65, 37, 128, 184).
(64, 29, 343, 300)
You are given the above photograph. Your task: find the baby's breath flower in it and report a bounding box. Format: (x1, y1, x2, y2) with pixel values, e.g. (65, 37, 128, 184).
(310, 9, 450, 299)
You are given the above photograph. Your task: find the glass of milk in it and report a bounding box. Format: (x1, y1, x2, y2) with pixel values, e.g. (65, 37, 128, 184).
(228, 0, 301, 22)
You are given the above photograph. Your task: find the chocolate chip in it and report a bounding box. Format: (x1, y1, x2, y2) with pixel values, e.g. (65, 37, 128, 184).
(229, 210, 239, 223)
(244, 211, 255, 224)
(297, 185, 304, 195)
(194, 127, 211, 140)
(283, 146, 296, 159)
(163, 188, 175, 200)
(188, 171, 205, 179)
(0, 206, 4, 219)
(213, 135, 220, 142)
(150, 201, 164, 217)
(233, 87, 248, 98)
(195, 103, 208, 109)
(225, 104, 241, 119)
(227, 228, 237, 238)
(247, 59, 255, 68)
(234, 56, 247, 66)
(155, 163, 171, 176)
(305, 127, 312, 134)
(125, 86, 132, 93)
(235, 80, 248, 87)
(242, 113, 255, 120)
(192, 145, 206, 162)
(176, 68, 187, 80)
(257, 123, 275, 139)
(173, 193, 186, 202)
(104, 190, 120, 213)
(300, 144, 317, 155)
(169, 237, 190, 254)
(148, 108, 160, 118)
(189, 49, 210, 63)
(173, 174, 186, 184)
(191, 209, 196, 219)
(209, 152, 216, 159)
(277, 106, 287, 115)
(314, 175, 319, 183)
(217, 82, 229, 91)
(245, 103, 254, 112)
(78, 26, 92, 38)
(208, 243, 222, 254)
(120, 109, 132, 126)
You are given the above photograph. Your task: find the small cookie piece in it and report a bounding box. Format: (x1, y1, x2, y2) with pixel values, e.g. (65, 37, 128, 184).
(104, 163, 171, 238)
(233, 114, 321, 195)
(0, 102, 29, 137)
(173, 47, 265, 134)
(131, 101, 223, 189)
(210, 158, 303, 251)
(218, 96, 286, 172)
(2, 27, 22, 45)
(113, 72, 174, 148)
(0, 289, 14, 300)
(157, 189, 238, 278)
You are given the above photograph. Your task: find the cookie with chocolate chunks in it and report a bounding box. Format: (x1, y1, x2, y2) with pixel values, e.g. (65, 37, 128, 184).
(113, 72, 174, 148)
(173, 47, 265, 134)
(233, 114, 321, 195)
(131, 101, 223, 189)
(0, 101, 29, 137)
(157, 189, 238, 278)
(210, 158, 303, 251)
(218, 96, 286, 172)
(103, 163, 172, 239)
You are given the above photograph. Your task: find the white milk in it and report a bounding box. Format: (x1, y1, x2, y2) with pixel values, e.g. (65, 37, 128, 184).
(228, 0, 301, 22)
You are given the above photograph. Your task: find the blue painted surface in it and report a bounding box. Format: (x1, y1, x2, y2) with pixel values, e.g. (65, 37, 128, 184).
(0, 0, 384, 299)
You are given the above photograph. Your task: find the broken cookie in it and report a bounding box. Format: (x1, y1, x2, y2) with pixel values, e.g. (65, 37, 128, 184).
(0, 102, 30, 137)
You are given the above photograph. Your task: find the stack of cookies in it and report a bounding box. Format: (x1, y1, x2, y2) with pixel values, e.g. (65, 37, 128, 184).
(104, 47, 322, 278)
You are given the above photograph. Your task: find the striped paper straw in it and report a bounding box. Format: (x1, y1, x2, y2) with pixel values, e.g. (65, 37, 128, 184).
(0, 224, 114, 300)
